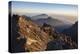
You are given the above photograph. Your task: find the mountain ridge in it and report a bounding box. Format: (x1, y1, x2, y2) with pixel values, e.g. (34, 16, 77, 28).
(32, 14, 72, 32)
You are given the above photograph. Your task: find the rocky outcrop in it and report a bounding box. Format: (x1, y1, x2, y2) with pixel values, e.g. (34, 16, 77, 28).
(17, 16, 49, 52)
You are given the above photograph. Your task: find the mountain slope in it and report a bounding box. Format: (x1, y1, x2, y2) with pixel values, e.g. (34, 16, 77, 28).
(18, 15, 77, 51)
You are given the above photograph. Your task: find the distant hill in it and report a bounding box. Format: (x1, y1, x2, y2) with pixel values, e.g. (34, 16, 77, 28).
(62, 21, 78, 43)
(31, 14, 49, 20)
(32, 14, 72, 32)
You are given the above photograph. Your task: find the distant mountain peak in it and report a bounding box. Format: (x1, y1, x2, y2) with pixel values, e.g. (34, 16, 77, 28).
(31, 14, 49, 20)
(47, 17, 53, 19)
(37, 14, 48, 16)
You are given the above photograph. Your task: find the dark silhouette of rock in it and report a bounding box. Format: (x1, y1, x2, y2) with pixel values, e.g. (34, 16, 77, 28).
(9, 14, 26, 53)
(62, 22, 78, 44)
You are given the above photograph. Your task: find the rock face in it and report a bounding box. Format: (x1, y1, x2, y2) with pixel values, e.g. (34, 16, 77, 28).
(17, 16, 49, 52)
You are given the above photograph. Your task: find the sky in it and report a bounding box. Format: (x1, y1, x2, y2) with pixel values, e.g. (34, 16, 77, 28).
(11, 1, 78, 24)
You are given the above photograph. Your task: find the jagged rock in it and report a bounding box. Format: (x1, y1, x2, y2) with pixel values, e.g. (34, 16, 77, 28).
(17, 16, 49, 52)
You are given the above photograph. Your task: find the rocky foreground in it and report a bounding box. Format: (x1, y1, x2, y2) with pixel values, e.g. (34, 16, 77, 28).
(11, 15, 77, 52)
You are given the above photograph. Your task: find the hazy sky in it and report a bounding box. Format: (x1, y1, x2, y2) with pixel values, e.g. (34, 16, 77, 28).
(11, 1, 78, 24)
